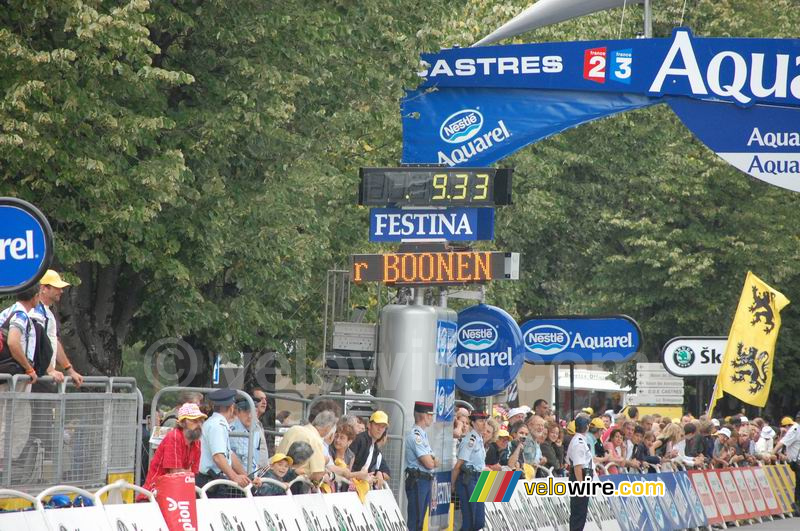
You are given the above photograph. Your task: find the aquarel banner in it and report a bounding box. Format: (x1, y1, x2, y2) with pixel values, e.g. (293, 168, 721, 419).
(402, 28, 800, 192)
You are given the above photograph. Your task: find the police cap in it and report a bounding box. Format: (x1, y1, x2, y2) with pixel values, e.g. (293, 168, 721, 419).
(414, 401, 434, 414)
(208, 388, 237, 406)
(469, 411, 488, 422)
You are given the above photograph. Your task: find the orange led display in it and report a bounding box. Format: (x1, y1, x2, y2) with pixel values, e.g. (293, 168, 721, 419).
(351, 251, 511, 285)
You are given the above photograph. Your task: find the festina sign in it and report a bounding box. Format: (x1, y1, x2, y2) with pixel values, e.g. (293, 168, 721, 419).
(351, 251, 519, 285)
(661, 337, 726, 377)
(369, 207, 494, 242)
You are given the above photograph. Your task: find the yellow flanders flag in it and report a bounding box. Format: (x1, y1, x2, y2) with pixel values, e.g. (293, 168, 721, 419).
(708, 272, 790, 416)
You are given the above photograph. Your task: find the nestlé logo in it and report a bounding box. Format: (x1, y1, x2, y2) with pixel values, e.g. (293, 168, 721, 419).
(440, 109, 483, 144)
(524, 325, 570, 355)
(458, 321, 498, 351)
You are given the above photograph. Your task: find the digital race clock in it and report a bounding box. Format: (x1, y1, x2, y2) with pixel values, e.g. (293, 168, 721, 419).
(358, 167, 512, 206)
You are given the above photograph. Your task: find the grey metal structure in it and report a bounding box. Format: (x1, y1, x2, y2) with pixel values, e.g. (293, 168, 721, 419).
(0, 374, 142, 493)
(473, 0, 648, 46)
(376, 301, 439, 425)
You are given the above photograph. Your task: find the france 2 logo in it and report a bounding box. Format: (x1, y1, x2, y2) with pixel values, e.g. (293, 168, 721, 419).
(583, 47, 632, 84)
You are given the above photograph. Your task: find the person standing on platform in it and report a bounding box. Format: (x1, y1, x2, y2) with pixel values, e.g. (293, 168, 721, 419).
(567, 416, 593, 531)
(452, 411, 487, 531)
(404, 401, 437, 531)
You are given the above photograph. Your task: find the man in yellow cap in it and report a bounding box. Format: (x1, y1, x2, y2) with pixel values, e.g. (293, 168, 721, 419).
(349, 410, 390, 489)
(32, 270, 83, 387)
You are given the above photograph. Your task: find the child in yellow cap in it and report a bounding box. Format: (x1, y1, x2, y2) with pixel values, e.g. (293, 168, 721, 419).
(260, 453, 293, 496)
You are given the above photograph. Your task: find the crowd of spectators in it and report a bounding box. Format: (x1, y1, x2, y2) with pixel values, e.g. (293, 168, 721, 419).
(454, 399, 800, 481)
(143, 393, 392, 499)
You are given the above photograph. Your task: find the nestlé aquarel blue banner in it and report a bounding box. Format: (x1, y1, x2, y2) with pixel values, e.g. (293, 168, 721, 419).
(519, 315, 642, 364)
(402, 28, 800, 192)
(0, 198, 54, 294)
(455, 303, 524, 397)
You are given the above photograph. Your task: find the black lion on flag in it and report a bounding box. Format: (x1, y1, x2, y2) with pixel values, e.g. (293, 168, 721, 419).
(749, 285, 776, 334)
(730, 342, 770, 394)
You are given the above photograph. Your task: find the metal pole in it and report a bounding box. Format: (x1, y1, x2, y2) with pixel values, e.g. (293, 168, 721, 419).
(569, 364, 575, 420)
(644, 0, 653, 38)
(554, 364, 560, 421)
(413, 288, 425, 306)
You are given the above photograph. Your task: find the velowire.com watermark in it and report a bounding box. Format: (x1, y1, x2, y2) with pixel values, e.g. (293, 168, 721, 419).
(524, 477, 665, 497)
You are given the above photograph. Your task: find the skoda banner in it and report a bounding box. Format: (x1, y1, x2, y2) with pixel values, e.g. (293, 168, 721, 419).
(662, 336, 726, 377)
(455, 304, 524, 397)
(402, 28, 800, 192)
(519, 315, 641, 364)
(0, 197, 54, 294)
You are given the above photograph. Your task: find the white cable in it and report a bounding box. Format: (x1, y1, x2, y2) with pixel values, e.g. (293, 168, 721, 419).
(618, 0, 628, 39)
(680, 0, 689, 26)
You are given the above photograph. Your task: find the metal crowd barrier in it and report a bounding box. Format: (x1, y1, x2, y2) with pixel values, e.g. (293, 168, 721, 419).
(0, 374, 142, 493)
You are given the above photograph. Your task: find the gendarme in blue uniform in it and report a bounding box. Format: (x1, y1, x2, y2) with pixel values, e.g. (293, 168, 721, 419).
(456, 413, 487, 531)
(405, 401, 435, 531)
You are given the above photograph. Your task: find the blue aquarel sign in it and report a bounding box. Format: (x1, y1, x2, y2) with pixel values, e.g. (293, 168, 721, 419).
(369, 207, 494, 242)
(455, 304, 523, 397)
(0, 198, 53, 294)
(519, 315, 641, 364)
(402, 28, 800, 192)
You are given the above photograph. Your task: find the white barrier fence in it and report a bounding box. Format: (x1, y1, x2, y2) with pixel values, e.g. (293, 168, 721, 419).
(0, 482, 405, 531)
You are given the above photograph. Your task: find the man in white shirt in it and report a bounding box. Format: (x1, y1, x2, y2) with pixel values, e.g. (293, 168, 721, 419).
(32, 270, 83, 387)
(774, 413, 800, 514)
(0, 285, 40, 461)
(567, 415, 593, 531)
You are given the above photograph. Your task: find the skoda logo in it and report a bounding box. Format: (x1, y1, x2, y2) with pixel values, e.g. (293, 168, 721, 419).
(458, 321, 498, 351)
(440, 109, 483, 144)
(524, 325, 570, 355)
(674, 345, 695, 368)
(436, 384, 446, 415)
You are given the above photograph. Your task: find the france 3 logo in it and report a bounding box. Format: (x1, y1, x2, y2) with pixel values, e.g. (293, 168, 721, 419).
(583, 47, 632, 84)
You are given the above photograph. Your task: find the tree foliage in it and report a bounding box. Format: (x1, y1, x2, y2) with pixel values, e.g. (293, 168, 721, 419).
(2, 0, 799, 416)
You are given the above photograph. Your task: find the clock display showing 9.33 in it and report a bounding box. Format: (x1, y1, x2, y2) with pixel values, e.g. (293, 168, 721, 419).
(359, 167, 512, 206)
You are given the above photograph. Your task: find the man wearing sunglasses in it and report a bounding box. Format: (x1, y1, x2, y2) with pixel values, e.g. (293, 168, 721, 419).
(250, 388, 271, 468)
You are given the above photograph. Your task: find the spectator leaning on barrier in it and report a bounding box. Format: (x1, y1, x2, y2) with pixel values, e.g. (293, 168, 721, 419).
(773, 413, 800, 514)
(259, 453, 293, 496)
(603, 429, 626, 474)
(631, 425, 658, 472)
(198, 389, 262, 496)
(486, 429, 512, 471)
(755, 425, 776, 463)
(506, 420, 528, 469)
(33, 270, 83, 387)
(230, 397, 267, 475)
(350, 410, 391, 489)
(276, 409, 337, 486)
(0, 285, 40, 383)
(712, 427, 733, 468)
(673, 422, 706, 469)
(140, 403, 206, 498)
(540, 421, 565, 475)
